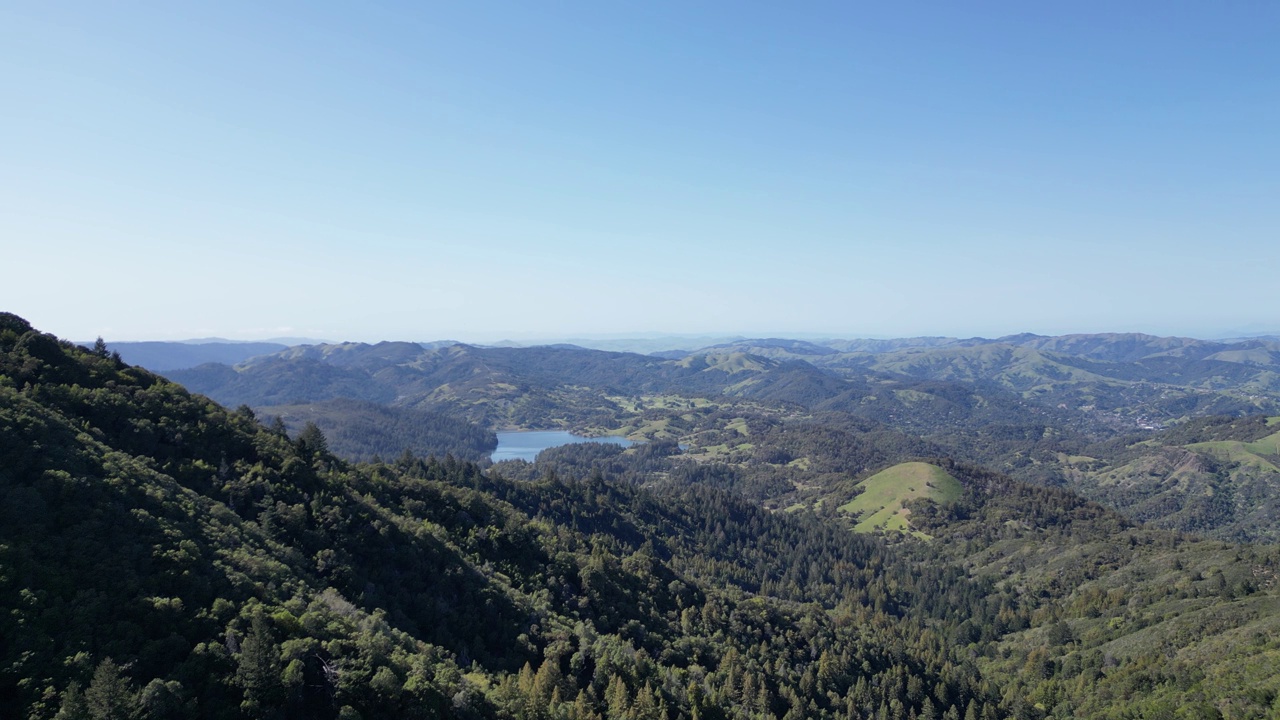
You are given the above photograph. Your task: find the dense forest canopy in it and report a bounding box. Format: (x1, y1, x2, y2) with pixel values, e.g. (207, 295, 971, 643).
(5, 312, 1280, 719)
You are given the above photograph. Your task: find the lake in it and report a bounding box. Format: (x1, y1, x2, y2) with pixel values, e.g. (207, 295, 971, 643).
(491, 430, 634, 463)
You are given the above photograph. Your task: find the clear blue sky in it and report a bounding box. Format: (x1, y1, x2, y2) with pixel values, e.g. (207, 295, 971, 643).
(2, 2, 1277, 342)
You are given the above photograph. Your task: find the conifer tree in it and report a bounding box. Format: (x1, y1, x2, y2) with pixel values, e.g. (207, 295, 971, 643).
(236, 614, 284, 716)
(54, 681, 88, 720)
(533, 657, 563, 703)
(632, 682, 660, 720)
(296, 421, 330, 459)
(606, 675, 630, 719)
(85, 659, 139, 720)
(571, 689, 595, 720)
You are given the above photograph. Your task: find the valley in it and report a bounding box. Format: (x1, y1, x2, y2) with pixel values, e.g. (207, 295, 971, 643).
(7, 315, 1280, 719)
(159, 331, 1280, 542)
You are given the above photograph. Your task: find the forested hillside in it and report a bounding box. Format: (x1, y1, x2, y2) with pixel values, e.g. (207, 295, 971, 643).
(7, 314, 1280, 719)
(256, 398, 497, 464)
(4, 313, 1015, 719)
(1060, 416, 1280, 543)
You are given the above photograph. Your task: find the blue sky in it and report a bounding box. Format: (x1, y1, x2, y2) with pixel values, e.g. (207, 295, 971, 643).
(2, 2, 1277, 342)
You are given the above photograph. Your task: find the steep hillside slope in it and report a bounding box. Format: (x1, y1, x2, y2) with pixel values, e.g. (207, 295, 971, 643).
(256, 398, 497, 463)
(1063, 416, 1280, 542)
(907, 461, 1280, 719)
(1, 313, 1007, 720)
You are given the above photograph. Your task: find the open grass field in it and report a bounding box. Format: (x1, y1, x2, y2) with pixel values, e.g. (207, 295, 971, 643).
(1186, 429, 1280, 472)
(838, 461, 962, 536)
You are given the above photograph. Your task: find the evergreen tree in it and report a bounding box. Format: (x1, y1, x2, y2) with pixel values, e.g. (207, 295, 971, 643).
(571, 689, 595, 720)
(296, 421, 330, 459)
(85, 659, 139, 720)
(54, 681, 89, 720)
(236, 614, 284, 717)
(533, 657, 563, 703)
(606, 675, 630, 719)
(632, 683, 660, 720)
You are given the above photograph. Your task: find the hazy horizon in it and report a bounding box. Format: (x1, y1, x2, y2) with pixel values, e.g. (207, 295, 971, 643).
(62, 324, 1280, 348)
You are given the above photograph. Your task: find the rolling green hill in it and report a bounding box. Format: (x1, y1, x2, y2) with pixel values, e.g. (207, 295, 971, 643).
(1185, 426, 1280, 471)
(692, 334, 1280, 428)
(165, 341, 1088, 466)
(1064, 417, 1280, 542)
(838, 462, 962, 536)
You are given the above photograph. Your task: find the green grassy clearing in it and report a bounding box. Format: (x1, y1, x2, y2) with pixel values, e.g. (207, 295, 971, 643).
(838, 462, 961, 537)
(1186, 429, 1280, 472)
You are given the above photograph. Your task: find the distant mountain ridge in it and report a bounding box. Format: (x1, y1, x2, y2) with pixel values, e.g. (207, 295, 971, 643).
(694, 331, 1258, 362)
(673, 333, 1280, 423)
(83, 340, 290, 371)
(108, 331, 1280, 373)
(161, 332, 1280, 441)
(165, 340, 1080, 441)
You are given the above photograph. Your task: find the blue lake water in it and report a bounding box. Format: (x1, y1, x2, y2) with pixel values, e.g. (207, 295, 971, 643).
(491, 430, 634, 463)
